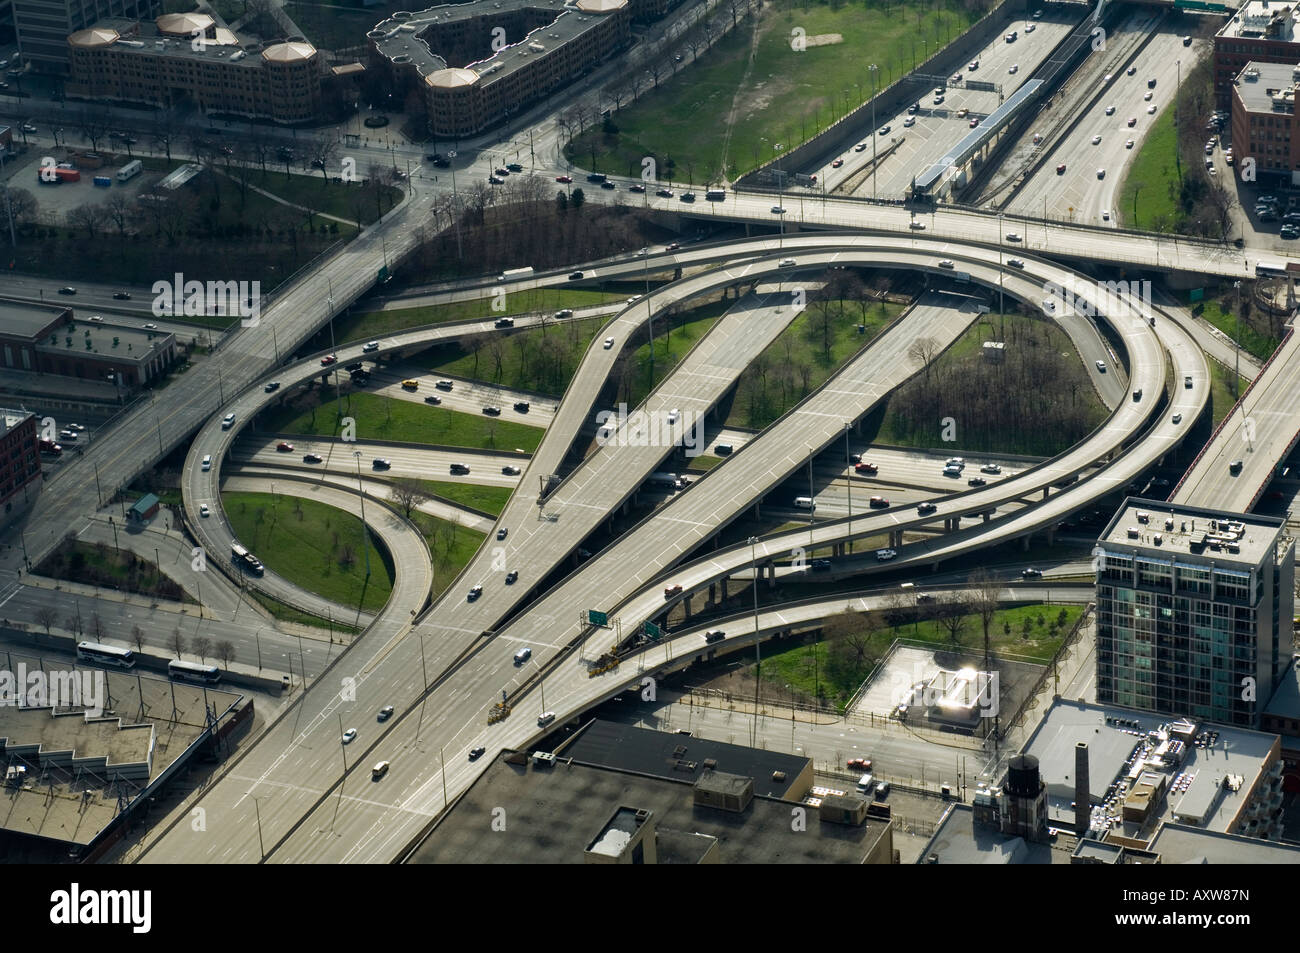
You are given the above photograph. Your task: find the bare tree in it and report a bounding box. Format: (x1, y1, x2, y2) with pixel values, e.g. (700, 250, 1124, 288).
(907, 336, 941, 380)
(192, 635, 213, 664)
(389, 477, 432, 517)
(77, 107, 112, 153)
(170, 627, 185, 659)
(90, 613, 105, 641)
(104, 192, 133, 235)
(306, 135, 340, 183)
(66, 613, 82, 637)
(216, 640, 237, 670)
(968, 568, 1001, 669)
(131, 624, 146, 653)
(936, 591, 971, 646)
(35, 606, 59, 635)
(67, 202, 108, 240)
(5, 187, 38, 227)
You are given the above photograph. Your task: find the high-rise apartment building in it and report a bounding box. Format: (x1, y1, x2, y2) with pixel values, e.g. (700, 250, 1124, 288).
(1095, 499, 1295, 728)
(12, 0, 156, 72)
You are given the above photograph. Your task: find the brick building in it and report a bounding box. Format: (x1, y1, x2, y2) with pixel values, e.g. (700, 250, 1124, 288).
(1215, 0, 1300, 107)
(370, 0, 631, 138)
(1229, 60, 1300, 185)
(0, 408, 41, 531)
(0, 299, 178, 392)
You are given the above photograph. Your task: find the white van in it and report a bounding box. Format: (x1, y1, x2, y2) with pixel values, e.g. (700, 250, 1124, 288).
(794, 496, 816, 510)
(513, 646, 532, 664)
(537, 711, 556, 726)
(201, 455, 212, 471)
(856, 772, 875, 793)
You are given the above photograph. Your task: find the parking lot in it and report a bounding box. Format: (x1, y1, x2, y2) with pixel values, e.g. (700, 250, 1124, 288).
(1, 145, 156, 220)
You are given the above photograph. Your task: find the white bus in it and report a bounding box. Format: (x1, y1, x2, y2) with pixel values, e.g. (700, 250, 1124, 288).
(169, 659, 221, 685)
(117, 159, 142, 182)
(76, 641, 136, 669)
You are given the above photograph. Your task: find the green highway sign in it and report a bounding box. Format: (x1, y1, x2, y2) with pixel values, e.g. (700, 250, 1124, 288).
(587, 609, 608, 627)
(1189, 288, 1204, 303)
(644, 621, 661, 639)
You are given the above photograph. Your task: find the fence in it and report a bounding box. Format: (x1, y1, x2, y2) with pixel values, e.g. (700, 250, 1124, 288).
(999, 602, 1093, 738)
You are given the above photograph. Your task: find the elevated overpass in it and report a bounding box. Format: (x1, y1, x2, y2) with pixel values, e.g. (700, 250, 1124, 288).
(139, 232, 1208, 864)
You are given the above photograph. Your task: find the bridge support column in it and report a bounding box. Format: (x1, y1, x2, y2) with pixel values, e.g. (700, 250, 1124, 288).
(709, 582, 716, 604)
(891, 530, 902, 548)
(1046, 529, 1055, 546)
(768, 561, 777, 588)
(1022, 535, 1031, 551)
(684, 596, 693, 619)
(982, 512, 991, 523)
(1043, 486, 1049, 500)
(753, 501, 762, 519)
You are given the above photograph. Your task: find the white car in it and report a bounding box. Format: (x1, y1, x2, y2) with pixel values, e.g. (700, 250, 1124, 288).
(1104, 105, 1115, 115)
(1147, 105, 1156, 114)
(199, 503, 210, 517)
(1096, 360, 1107, 372)
(938, 259, 955, 269)
(903, 116, 916, 127)
(667, 408, 680, 425)
(363, 340, 380, 352)
(1096, 168, 1105, 179)
(342, 729, 357, 744)
(1126, 139, 1135, 149)
(1042, 298, 1056, 311)
(1009, 64, 1018, 74)
(604, 337, 615, 349)
(771, 206, 786, 214)
(1102, 210, 1110, 221)
(1092, 134, 1102, 145)
(1144, 91, 1153, 101)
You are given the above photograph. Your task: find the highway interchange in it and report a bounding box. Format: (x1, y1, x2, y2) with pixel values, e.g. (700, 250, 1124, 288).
(4, 2, 1300, 867)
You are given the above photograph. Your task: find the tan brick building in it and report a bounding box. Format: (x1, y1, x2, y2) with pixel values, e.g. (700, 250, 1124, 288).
(369, 0, 630, 138)
(66, 13, 323, 123)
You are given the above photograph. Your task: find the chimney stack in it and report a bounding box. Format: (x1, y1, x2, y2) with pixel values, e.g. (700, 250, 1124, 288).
(1075, 742, 1090, 838)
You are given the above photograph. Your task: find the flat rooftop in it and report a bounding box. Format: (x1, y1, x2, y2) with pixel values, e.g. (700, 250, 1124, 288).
(1021, 699, 1280, 836)
(1148, 822, 1300, 863)
(1234, 61, 1300, 114)
(0, 300, 68, 340)
(73, 16, 312, 67)
(0, 408, 34, 439)
(1098, 497, 1283, 569)
(917, 803, 1070, 864)
(0, 654, 242, 847)
(36, 320, 174, 366)
(371, 0, 625, 88)
(405, 751, 889, 864)
(1219, 0, 1300, 40)
(562, 719, 810, 799)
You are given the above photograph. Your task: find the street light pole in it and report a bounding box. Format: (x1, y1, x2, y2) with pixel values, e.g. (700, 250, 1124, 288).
(807, 447, 815, 544)
(844, 423, 853, 552)
(353, 451, 371, 579)
(870, 64, 879, 200)
(749, 535, 761, 747)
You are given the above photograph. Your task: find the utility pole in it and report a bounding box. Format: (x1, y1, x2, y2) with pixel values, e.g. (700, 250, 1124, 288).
(749, 535, 761, 747)
(870, 64, 879, 200)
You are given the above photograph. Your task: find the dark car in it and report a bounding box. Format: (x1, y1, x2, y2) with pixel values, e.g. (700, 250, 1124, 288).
(372, 458, 391, 470)
(58, 286, 77, 295)
(469, 746, 486, 760)
(112, 292, 131, 300)
(601, 180, 617, 190)
(303, 453, 323, 464)
(968, 476, 987, 487)
(483, 405, 502, 416)
(502, 465, 521, 475)
(506, 163, 524, 172)
(513, 401, 530, 413)
(378, 705, 394, 721)
(505, 571, 518, 585)
(494, 317, 514, 328)
(1021, 568, 1043, 578)
(424, 395, 442, 405)
(811, 559, 832, 571)
(568, 271, 585, 280)
(450, 463, 471, 475)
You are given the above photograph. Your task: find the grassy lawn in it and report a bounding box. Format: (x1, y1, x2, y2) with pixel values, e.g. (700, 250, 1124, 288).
(1209, 362, 1251, 429)
(248, 589, 362, 635)
(35, 539, 192, 604)
(419, 480, 514, 516)
(430, 317, 607, 395)
(232, 168, 401, 227)
(686, 454, 724, 472)
(1117, 106, 1180, 231)
(759, 603, 1078, 709)
(624, 306, 728, 406)
(1195, 299, 1281, 363)
(261, 390, 545, 452)
(867, 312, 1108, 456)
(222, 491, 393, 614)
(728, 297, 901, 430)
(567, 0, 979, 183)
(408, 512, 487, 600)
(338, 288, 627, 343)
